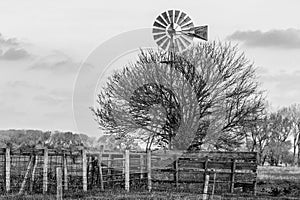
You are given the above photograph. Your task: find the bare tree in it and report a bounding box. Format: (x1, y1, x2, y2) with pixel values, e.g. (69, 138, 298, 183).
(245, 109, 294, 165)
(244, 116, 271, 165)
(279, 104, 300, 166)
(92, 41, 265, 151)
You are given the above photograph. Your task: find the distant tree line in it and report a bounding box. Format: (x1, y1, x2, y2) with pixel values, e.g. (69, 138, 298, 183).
(245, 104, 300, 166)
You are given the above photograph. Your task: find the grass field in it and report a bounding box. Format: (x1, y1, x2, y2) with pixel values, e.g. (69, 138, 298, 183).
(1, 166, 300, 199)
(258, 166, 300, 181)
(256, 166, 300, 198)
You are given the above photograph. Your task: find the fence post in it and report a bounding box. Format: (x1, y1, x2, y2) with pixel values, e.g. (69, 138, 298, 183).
(30, 155, 37, 192)
(173, 155, 178, 188)
(203, 174, 210, 200)
(5, 147, 10, 192)
(211, 169, 216, 199)
(230, 159, 236, 193)
(97, 148, 104, 191)
(140, 154, 144, 180)
(43, 148, 48, 194)
(82, 149, 87, 192)
(147, 151, 152, 192)
(108, 154, 112, 176)
(253, 152, 258, 196)
(63, 153, 68, 191)
(56, 167, 63, 200)
(124, 150, 130, 192)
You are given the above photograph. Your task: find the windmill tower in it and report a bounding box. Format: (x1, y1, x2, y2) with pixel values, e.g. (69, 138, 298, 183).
(151, 10, 208, 149)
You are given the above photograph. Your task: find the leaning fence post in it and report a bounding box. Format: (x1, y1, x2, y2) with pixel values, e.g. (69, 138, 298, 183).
(5, 147, 10, 192)
(56, 167, 63, 200)
(230, 158, 236, 193)
(147, 151, 152, 192)
(43, 148, 48, 194)
(30, 155, 37, 192)
(124, 150, 130, 192)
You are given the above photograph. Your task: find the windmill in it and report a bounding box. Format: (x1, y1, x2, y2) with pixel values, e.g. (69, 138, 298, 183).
(152, 9, 208, 53)
(150, 10, 208, 149)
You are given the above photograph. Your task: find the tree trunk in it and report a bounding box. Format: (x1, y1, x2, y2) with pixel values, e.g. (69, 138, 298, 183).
(168, 136, 172, 150)
(298, 143, 300, 167)
(293, 138, 297, 166)
(262, 156, 266, 166)
(19, 156, 34, 195)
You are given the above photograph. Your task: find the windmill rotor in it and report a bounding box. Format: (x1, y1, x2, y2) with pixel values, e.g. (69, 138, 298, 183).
(152, 10, 208, 52)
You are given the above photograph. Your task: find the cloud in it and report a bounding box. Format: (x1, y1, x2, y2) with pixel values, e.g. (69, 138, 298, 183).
(29, 51, 79, 73)
(0, 48, 31, 60)
(6, 81, 44, 90)
(0, 33, 31, 60)
(0, 33, 19, 47)
(33, 94, 70, 106)
(227, 28, 300, 49)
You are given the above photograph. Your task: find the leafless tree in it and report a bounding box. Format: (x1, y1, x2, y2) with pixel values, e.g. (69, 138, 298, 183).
(92, 41, 265, 151)
(279, 104, 300, 166)
(245, 109, 294, 165)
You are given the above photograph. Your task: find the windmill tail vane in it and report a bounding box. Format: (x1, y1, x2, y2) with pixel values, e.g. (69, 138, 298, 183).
(188, 25, 208, 41)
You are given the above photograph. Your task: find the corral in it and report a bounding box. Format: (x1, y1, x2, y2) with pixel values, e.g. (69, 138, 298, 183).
(0, 147, 258, 198)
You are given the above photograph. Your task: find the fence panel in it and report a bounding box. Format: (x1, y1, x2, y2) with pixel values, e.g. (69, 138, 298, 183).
(0, 148, 257, 196)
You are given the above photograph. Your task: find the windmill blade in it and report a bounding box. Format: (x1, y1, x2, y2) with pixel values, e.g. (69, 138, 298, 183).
(175, 38, 185, 52)
(152, 28, 165, 34)
(177, 36, 189, 51)
(153, 33, 167, 40)
(181, 22, 194, 30)
(153, 21, 166, 29)
(180, 35, 192, 47)
(179, 16, 192, 27)
(156, 16, 168, 27)
(161, 12, 170, 24)
(156, 36, 168, 46)
(156, 35, 168, 46)
(168, 10, 174, 24)
(177, 12, 187, 25)
(174, 10, 180, 24)
(161, 38, 170, 50)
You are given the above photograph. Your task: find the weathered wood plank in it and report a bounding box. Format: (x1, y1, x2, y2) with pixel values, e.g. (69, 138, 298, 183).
(5, 147, 10, 192)
(56, 167, 63, 200)
(178, 160, 257, 170)
(124, 150, 130, 192)
(43, 148, 48, 194)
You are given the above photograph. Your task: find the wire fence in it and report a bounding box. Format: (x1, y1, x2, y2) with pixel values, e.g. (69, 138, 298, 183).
(0, 147, 258, 198)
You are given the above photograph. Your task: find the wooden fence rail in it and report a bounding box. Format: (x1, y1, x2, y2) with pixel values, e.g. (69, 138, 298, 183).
(0, 147, 258, 196)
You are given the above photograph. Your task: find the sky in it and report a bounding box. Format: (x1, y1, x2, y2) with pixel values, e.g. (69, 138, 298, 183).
(0, 0, 300, 137)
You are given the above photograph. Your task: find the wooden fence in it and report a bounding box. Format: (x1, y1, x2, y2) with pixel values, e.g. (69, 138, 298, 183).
(151, 151, 258, 195)
(0, 147, 258, 196)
